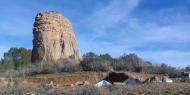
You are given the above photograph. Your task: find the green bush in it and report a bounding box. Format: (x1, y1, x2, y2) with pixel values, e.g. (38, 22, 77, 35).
(0, 47, 32, 69)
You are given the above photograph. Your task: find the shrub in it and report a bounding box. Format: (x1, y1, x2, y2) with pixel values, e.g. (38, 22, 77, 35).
(154, 64, 181, 78)
(56, 59, 82, 72)
(111, 54, 145, 72)
(0, 50, 182, 78)
(1, 59, 81, 77)
(80, 52, 111, 72)
(180, 78, 190, 83)
(80, 60, 110, 72)
(111, 59, 130, 71)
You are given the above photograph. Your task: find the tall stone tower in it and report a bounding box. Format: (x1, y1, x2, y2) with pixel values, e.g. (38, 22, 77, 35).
(31, 11, 80, 63)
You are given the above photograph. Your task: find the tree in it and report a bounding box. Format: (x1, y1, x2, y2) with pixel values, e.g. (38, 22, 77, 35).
(154, 63, 180, 78)
(99, 53, 112, 61)
(1, 47, 32, 69)
(112, 53, 144, 72)
(82, 52, 98, 60)
(80, 52, 111, 71)
(80, 52, 181, 76)
(185, 66, 190, 72)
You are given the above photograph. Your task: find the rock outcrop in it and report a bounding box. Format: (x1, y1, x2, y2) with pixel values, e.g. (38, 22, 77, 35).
(32, 11, 80, 63)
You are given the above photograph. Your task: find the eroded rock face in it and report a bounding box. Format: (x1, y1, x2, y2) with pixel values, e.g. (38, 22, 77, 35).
(32, 11, 80, 63)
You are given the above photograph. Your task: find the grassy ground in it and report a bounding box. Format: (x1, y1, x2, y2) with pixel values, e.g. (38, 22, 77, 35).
(0, 82, 189, 95)
(0, 72, 189, 95)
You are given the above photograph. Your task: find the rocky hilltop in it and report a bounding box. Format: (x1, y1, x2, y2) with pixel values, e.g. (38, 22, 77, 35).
(32, 11, 80, 63)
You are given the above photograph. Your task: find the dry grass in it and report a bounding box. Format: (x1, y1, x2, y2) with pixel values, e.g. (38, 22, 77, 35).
(0, 61, 189, 95)
(74, 83, 190, 95)
(0, 59, 82, 77)
(0, 75, 190, 95)
(0, 78, 56, 95)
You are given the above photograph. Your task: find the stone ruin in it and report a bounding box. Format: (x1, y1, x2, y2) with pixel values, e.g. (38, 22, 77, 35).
(31, 11, 80, 63)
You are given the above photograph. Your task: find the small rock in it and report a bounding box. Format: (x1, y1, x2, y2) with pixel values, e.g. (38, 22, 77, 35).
(70, 84, 75, 87)
(84, 81, 90, 86)
(75, 81, 83, 86)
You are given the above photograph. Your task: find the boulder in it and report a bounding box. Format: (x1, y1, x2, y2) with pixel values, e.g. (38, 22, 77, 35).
(84, 81, 90, 86)
(75, 81, 84, 86)
(31, 11, 80, 63)
(144, 76, 162, 83)
(162, 76, 173, 83)
(123, 77, 141, 85)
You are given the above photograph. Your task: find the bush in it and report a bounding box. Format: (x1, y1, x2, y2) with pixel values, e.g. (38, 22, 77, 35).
(111, 59, 129, 71)
(180, 78, 190, 83)
(56, 59, 82, 72)
(80, 60, 110, 72)
(80, 52, 111, 72)
(1, 59, 81, 77)
(111, 54, 145, 72)
(154, 64, 181, 78)
(0, 49, 182, 78)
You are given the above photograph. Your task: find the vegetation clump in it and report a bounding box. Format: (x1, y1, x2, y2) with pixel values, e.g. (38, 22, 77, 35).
(0, 47, 188, 78)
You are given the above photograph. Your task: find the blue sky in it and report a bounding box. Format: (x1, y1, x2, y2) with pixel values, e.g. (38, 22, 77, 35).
(0, 0, 190, 67)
